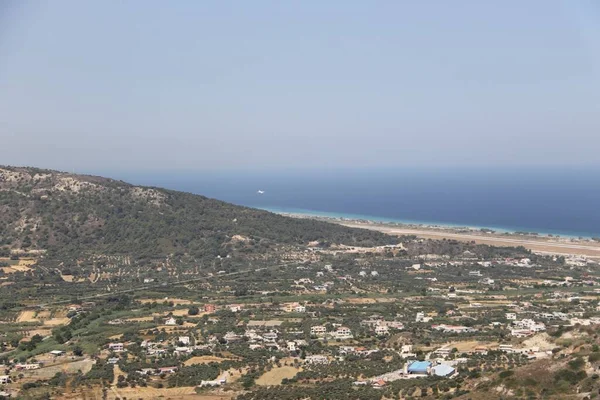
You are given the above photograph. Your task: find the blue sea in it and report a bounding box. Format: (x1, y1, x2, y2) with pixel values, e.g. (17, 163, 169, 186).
(110, 167, 600, 238)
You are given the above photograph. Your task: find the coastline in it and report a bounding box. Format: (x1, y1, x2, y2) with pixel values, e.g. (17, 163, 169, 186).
(259, 206, 600, 259)
(258, 206, 597, 239)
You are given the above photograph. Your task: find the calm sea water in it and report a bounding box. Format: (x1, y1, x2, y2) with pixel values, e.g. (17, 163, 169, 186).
(112, 167, 600, 238)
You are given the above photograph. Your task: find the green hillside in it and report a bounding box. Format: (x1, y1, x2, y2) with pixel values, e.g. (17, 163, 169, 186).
(0, 166, 396, 260)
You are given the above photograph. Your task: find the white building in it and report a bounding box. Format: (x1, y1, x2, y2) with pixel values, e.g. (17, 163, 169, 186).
(228, 304, 243, 312)
(498, 344, 514, 353)
(310, 325, 327, 336)
(511, 329, 534, 338)
(434, 347, 452, 357)
(432, 324, 476, 334)
(334, 327, 353, 340)
(386, 321, 404, 330)
(514, 319, 546, 332)
(223, 332, 242, 343)
(305, 355, 329, 364)
(262, 330, 279, 342)
(108, 343, 124, 352)
(178, 336, 190, 345)
(175, 346, 192, 354)
(16, 363, 40, 370)
(200, 379, 226, 387)
(375, 325, 390, 336)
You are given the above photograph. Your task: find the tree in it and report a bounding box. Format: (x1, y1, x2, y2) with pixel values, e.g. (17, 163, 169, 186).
(54, 333, 65, 344)
(73, 346, 84, 357)
(188, 306, 199, 316)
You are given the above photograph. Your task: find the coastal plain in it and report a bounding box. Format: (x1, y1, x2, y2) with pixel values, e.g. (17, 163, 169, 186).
(280, 213, 600, 259)
(340, 222, 600, 259)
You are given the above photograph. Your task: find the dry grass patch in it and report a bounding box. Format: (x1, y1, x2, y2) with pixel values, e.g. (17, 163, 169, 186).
(27, 328, 52, 337)
(443, 340, 498, 353)
(521, 333, 555, 351)
(126, 316, 155, 322)
(247, 320, 284, 327)
(184, 356, 233, 366)
(172, 308, 199, 316)
(256, 366, 302, 386)
(107, 386, 232, 400)
(17, 310, 39, 323)
(0, 258, 35, 274)
(25, 359, 94, 379)
(139, 298, 192, 305)
(346, 298, 377, 304)
(44, 317, 71, 326)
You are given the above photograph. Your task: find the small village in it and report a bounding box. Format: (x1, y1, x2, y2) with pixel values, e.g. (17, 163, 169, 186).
(1, 240, 600, 399)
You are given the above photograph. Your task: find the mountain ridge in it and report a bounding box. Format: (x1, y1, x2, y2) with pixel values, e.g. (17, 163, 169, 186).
(0, 165, 397, 261)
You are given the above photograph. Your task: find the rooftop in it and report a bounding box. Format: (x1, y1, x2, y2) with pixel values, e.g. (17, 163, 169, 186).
(408, 361, 432, 373)
(432, 364, 455, 377)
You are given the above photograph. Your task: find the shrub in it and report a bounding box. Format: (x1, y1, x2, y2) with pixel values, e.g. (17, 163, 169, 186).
(499, 370, 514, 379)
(588, 353, 600, 363)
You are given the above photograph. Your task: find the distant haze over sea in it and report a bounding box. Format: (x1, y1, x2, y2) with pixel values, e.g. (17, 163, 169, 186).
(111, 167, 600, 238)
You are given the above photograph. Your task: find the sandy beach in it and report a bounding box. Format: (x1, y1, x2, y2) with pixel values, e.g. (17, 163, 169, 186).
(340, 221, 600, 258)
(279, 212, 600, 259)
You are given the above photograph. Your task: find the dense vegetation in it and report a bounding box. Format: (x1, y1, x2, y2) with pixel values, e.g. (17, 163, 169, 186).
(0, 166, 396, 261)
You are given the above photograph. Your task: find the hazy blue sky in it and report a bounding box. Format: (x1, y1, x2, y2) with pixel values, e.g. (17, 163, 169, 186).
(1, 1, 599, 172)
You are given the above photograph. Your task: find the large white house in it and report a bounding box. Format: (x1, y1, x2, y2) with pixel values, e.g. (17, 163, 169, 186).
(310, 325, 327, 336)
(375, 325, 390, 336)
(178, 336, 190, 345)
(514, 319, 546, 332)
(432, 324, 476, 334)
(505, 313, 517, 321)
(334, 327, 353, 340)
(108, 343, 124, 352)
(305, 355, 329, 364)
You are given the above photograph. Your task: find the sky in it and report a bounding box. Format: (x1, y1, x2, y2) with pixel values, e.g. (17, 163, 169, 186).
(1, 1, 600, 172)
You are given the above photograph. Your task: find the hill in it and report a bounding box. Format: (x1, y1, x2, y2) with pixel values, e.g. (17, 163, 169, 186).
(0, 166, 397, 260)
